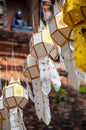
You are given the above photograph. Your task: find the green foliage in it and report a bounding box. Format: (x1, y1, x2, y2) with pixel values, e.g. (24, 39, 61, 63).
(56, 88, 68, 105)
(51, 84, 55, 91)
(58, 88, 68, 95)
(80, 86, 86, 94)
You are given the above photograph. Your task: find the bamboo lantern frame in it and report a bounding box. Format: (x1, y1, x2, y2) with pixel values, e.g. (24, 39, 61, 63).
(3, 82, 28, 110)
(48, 11, 73, 47)
(63, 0, 86, 29)
(29, 29, 58, 59)
(23, 55, 40, 80)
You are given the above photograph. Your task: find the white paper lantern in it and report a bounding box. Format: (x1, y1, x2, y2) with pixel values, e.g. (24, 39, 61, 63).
(48, 11, 74, 46)
(3, 75, 28, 109)
(23, 54, 40, 80)
(29, 29, 59, 60)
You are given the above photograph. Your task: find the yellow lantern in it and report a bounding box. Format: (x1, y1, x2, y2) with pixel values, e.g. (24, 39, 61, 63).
(29, 29, 59, 60)
(73, 22, 86, 72)
(63, 0, 86, 29)
(48, 11, 73, 46)
(23, 54, 40, 80)
(3, 75, 28, 109)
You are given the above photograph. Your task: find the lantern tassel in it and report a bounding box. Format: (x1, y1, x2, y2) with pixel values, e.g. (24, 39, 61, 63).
(61, 44, 80, 90)
(26, 80, 34, 103)
(3, 118, 10, 130)
(42, 94, 51, 125)
(32, 78, 44, 120)
(39, 56, 61, 95)
(9, 107, 26, 130)
(32, 78, 51, 125)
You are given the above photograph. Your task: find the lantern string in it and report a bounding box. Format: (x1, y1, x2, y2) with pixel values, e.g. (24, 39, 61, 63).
(0, 64, 2, 95)
(5, 54, 9, 85)
(32, 8, 36, 33)
(11, 42, 19, 78)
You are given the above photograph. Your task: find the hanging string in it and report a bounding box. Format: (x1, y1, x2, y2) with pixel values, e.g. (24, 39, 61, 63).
(0, 64, 2, 96)
(32, 8, 36, 33)
(11, 42, 19, 78)
(5, 54, 8, 85)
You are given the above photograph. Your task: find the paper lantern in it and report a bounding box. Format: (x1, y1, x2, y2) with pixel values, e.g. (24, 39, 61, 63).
(23, 56, 61, 125)
(73, 22, 86, 72)
(3, 75, 28, 109)
(48, 11, 73, 46)
(0, 96, 8, 121)
(29, 29, 59, 59)
(23, 54, 40, 80)
(63, 0, 86, 29)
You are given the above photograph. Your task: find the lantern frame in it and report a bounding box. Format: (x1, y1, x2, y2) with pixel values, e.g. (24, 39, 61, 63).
(48, 11, 73, 47)
(3, 82, 28, 110)
(23, 55, 40, 80)
(29, 29, 56, 59)
(63, 0, 86, 29)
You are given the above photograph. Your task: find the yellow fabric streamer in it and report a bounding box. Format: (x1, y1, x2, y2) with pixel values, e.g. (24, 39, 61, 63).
(74, 23, 86, 72)
(63, 0, 86, 29)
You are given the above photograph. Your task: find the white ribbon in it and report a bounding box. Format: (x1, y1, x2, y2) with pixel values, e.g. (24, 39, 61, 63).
(3, 119, 10, 130)
(42, 94, 51, 125)
(26, 80, 34, 103)
(39, 56, 61, 95)
(9, 107, 26, 130)
(32, 78, 51, 125)
(32, 78, 44, 120)
(61, 44, 80, 90)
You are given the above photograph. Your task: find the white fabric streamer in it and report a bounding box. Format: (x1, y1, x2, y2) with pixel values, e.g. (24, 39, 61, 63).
(49, 58, 61, 91)
(38, 57, 51, 95)
(32, 78, 44, 120)
(9, 107, 26, 130)
(42, 94, 51, 125)
(26, 80, 34, 103)
(39, 56, 61, 95)
(32, 78, 51, 125)
(61, 44, 80, 90)
(3, 119, 10, 130)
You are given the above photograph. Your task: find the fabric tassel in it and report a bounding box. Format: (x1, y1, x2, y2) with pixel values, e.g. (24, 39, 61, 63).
(49, 57, 61, 91)
(26, 80, 34, 103)
(39, 56, 61, 95)
(42, 94, 51, 125)
(61, 43, 80, 90)
(32, 78, 44, 120)
(32, 78, 51, 125)
(39, 57, 51, 95)
(3, 119, 10, 130)
(9, 107, 26, 130)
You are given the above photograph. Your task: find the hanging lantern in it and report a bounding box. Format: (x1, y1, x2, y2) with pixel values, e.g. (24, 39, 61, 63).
(23, 54, 40, 80)
(29, 29, 59, 60)
(23, 54, 61, 125)
(3, 75, 28, 130)
(73, 22, 86, 72)
(63, 0, 86, 29)
(23, 54, 61, 94)
(3, 75, 28, 109)
(48, 11, 73, 46)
